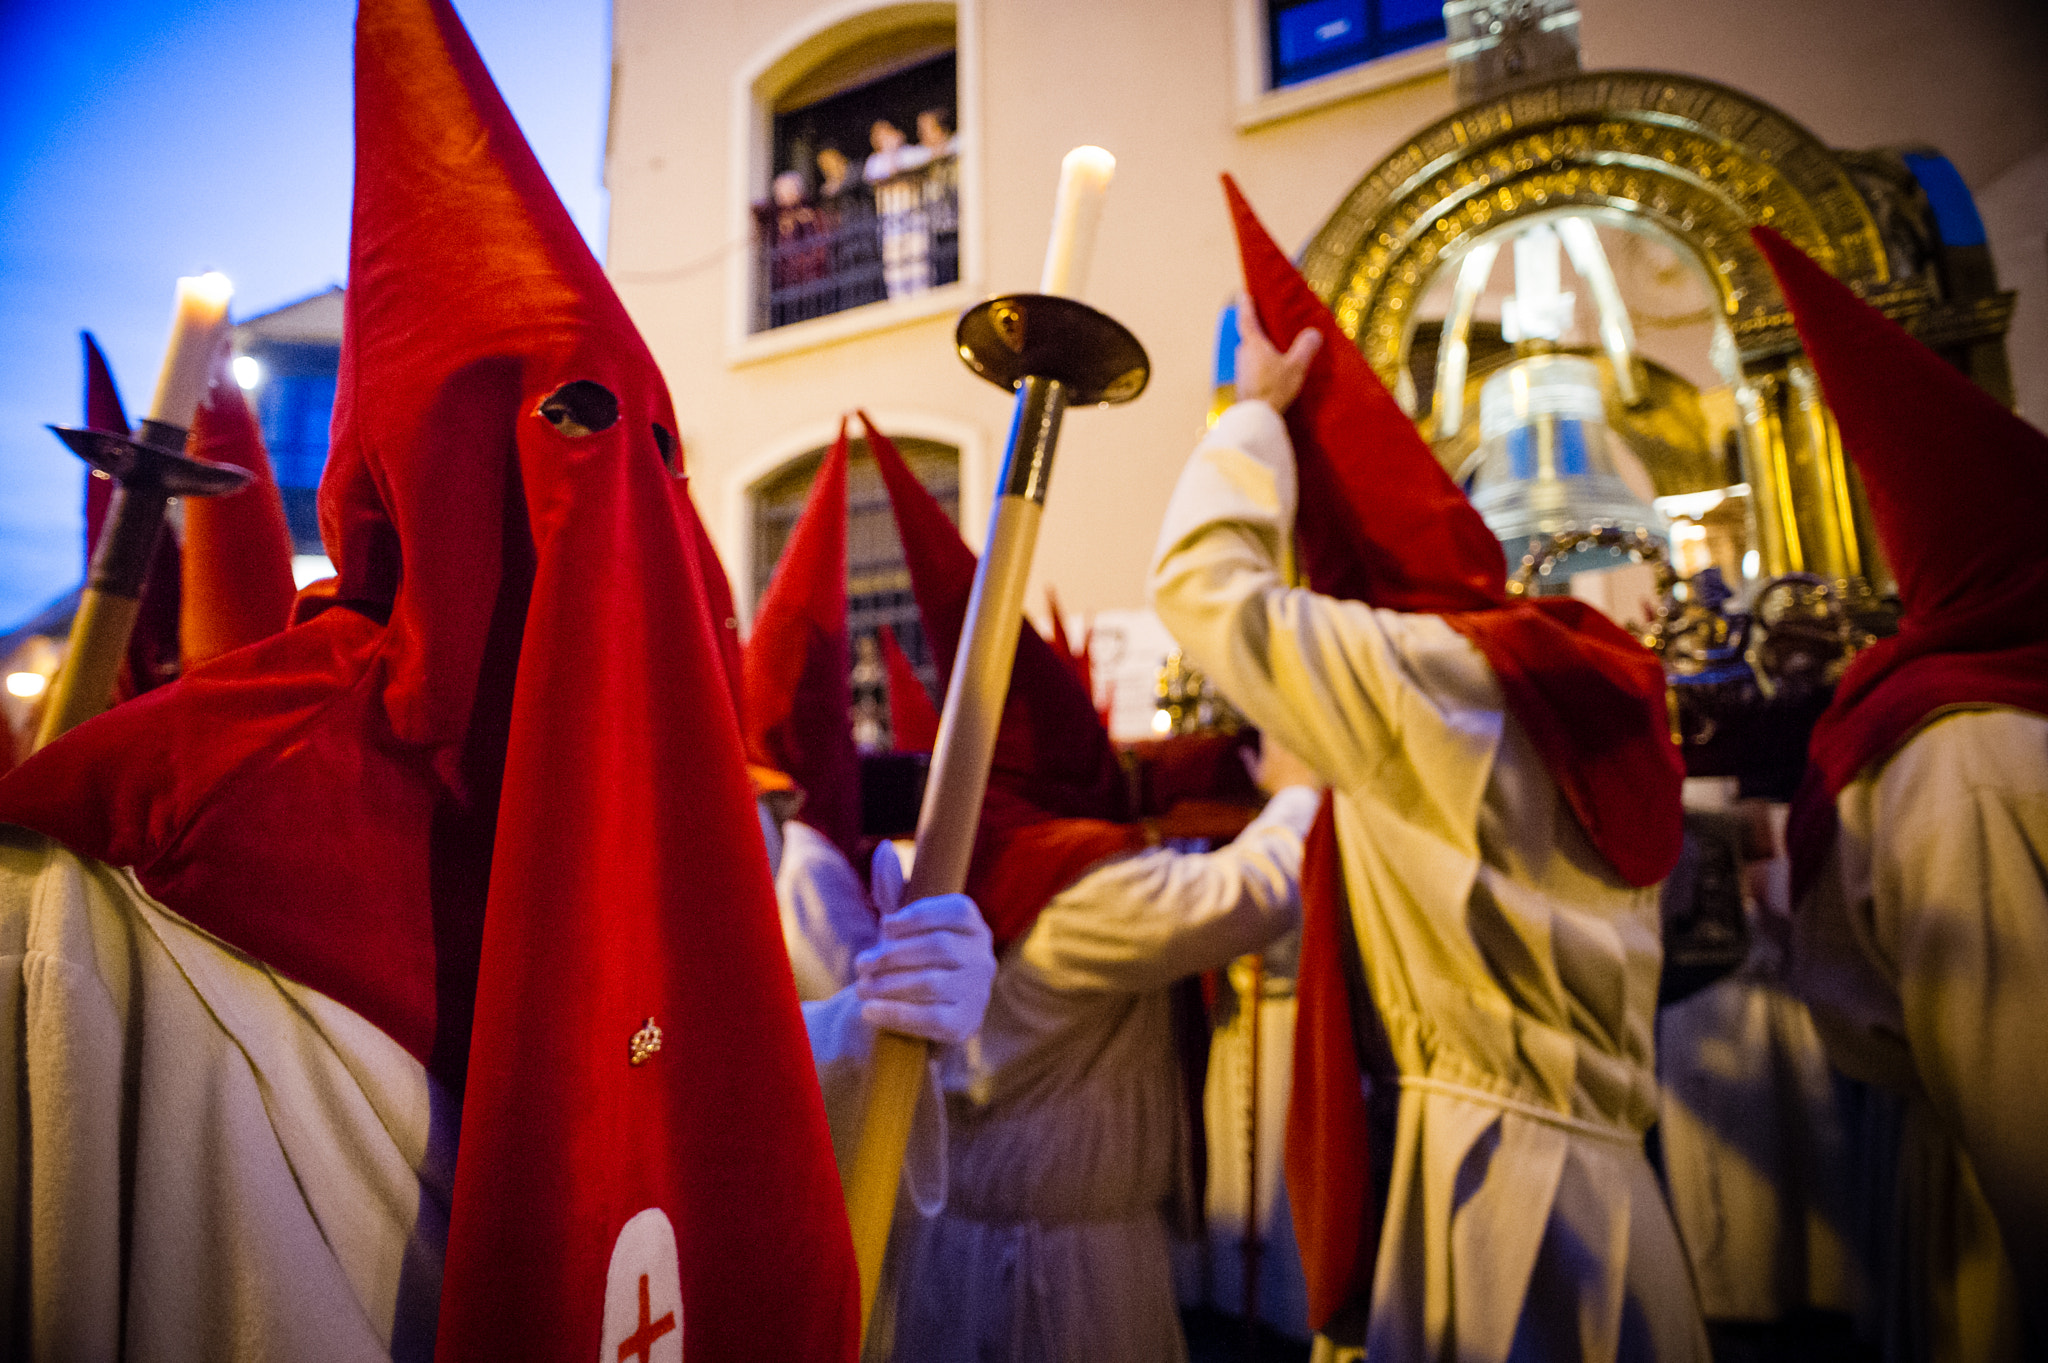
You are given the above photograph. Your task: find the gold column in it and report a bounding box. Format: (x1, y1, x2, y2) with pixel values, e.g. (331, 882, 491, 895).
(1735, 358, 1885, 594)
(1737, 369, 1802, 576)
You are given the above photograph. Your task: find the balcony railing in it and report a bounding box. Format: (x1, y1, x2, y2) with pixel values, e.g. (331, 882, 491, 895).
(754, 155, 960, 332)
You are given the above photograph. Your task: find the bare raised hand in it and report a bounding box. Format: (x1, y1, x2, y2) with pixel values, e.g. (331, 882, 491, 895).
(1234, 296, 1322, 415)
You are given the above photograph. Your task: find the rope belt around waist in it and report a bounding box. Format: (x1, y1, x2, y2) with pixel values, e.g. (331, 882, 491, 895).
(1400, 1074, 1644, 1148)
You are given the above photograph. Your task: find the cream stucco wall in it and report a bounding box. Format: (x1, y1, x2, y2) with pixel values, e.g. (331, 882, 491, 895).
(605, 0, 2047, 626)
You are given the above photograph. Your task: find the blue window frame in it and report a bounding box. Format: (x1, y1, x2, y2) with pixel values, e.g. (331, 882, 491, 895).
(1268, 0, 1445, 88)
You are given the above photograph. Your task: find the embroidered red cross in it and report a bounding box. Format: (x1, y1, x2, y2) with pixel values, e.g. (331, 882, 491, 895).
(617, 1273, 676, 1363)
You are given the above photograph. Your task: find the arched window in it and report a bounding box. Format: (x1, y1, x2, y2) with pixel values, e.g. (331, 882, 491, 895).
(751, 436, 960, 749)
(749, 7, 961, 333)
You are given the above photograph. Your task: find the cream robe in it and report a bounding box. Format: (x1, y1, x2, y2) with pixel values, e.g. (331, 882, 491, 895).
(1150, 401, 1708, 1363)
(1794, 707, 2048, 1361)
(0, 821, 914, 1361)
(889, 788, 1315, 1363)
(1655, 936, 1861, 1322)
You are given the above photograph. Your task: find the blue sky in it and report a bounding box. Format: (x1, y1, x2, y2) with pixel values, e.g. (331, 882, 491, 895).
(0, 0, 610, 632)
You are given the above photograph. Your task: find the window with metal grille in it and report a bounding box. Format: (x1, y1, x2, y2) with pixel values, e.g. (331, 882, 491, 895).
(758, 46, 959, 332)
(751, 437, 960, 750)
(1267, 0, 1445, 88)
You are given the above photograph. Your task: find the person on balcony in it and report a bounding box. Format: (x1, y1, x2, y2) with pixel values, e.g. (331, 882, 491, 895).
(865, 119, 931, 299)
(769, 169, 829, 325)
(915, 109, 960, 288)
(915, 108, 957, 160)
(816, 145, 852, 199)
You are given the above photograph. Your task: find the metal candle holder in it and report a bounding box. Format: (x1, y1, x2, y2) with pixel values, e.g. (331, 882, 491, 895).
(33, 419, 250, 749)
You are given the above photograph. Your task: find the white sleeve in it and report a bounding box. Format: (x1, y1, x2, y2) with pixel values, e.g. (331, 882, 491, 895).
(1014, 785, 1318, 995)
(776, 821, 880, 1002)
(1149, 401, 1501, 797)
(802, 990, 948, 1217)
(1866, 710, 2048, 1294)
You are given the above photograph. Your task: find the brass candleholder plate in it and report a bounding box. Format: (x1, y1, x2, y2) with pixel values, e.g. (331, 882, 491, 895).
(956, 294, 1149, 406)
(50, 422, 252, 498)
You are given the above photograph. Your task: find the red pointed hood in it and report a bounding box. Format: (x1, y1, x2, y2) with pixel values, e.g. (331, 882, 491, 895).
(862, 411, 1139, 949)
(1044, 586, 1093, 692)
(743, 418, 860, 856)
(0, 1, 858, 1355)
(82, 331, 127, 563)
(80, 332, 183, 700)
(861, 410, 1127, 820)
(880, 623, 939, 752)
(179, 352, 297, 667)
(1225, 176, 1681, 888)
(1752, 226, 2048, 797)
(1223, 175, 1505, 612)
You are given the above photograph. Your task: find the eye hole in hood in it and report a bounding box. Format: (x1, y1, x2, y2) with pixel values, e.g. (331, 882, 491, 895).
(536, 379, 620, 438)
(651, 421, 678, 473)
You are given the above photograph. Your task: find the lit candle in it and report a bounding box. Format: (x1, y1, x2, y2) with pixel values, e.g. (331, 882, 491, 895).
(146, 271, 235, 429)
(1038, 146, 1116, 300)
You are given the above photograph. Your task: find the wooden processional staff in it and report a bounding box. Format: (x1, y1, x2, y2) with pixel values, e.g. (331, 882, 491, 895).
(34, 273, 251, 751)
(841, 147, 1151, 1337)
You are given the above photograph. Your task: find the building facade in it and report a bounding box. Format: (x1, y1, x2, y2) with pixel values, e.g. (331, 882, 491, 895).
(604, 0, 2045, 720)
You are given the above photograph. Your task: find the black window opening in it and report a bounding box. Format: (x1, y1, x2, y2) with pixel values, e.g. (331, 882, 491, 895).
(1268, 0, 1445, 89)
(758, 52, 960, 332)
(751, 438, 961, 751)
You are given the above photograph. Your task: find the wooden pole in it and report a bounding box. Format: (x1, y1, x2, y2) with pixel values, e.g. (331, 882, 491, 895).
(33, 477, 171, 751)
(843, 378, 1067, 1335)
(1242, 951, 1265, 1356)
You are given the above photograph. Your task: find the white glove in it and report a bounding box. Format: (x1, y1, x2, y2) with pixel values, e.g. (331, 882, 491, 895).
(853, 840, 995, 1047)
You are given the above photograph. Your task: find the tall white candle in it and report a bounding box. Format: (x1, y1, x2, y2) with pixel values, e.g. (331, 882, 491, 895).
(1038, 146, 1116, 300)
(146, 271, 235, 428)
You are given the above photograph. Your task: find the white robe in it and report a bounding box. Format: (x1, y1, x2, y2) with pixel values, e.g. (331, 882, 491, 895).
(0, 821, 912, 1361)
(888, 788, 1315, 1363)
(1655, 927, 1862, 1322)
(1794, 706, 2048, 1361)
(771, 818, 949, 1363)
(1150, 401, 1709, 1363)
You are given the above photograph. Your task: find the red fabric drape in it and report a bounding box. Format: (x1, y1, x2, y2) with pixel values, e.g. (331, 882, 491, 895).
(1286, 794, 1378, 1331)
(864, 410, 1135, 947)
